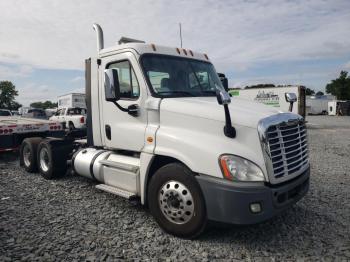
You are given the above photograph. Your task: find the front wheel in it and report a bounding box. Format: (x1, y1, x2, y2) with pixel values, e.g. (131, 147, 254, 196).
(147, 163, 207, 239)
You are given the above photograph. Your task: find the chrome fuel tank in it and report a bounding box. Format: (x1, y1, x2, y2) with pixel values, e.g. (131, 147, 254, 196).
(73, 148, 111, 182)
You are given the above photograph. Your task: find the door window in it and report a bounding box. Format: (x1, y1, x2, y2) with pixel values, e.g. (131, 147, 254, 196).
(55, 109, 61, 116)
(107, 61, 140, 100)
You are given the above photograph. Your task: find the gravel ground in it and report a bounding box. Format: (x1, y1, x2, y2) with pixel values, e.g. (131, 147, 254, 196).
(1, 115, 349, 261)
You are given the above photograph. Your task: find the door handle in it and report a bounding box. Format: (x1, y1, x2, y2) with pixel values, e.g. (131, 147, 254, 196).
(105, 125, 111, 140)
(127, 104, 139, 117)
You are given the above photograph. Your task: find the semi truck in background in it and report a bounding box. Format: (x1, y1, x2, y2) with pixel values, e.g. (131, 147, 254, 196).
(227, 86, 306, 118)
(17, 24, 310, 238)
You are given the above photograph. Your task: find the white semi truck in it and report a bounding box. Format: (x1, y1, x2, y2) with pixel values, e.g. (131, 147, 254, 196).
(18, 24, 310, 238)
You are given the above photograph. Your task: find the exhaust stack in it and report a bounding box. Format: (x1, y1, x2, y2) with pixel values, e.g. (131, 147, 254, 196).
(93, 23, 104, 53)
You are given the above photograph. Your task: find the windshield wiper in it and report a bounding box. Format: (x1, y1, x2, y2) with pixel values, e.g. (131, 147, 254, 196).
(157, 91, 195, 97)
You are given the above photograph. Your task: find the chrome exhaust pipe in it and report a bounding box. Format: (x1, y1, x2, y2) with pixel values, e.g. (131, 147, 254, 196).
(93, 23, 104, 53)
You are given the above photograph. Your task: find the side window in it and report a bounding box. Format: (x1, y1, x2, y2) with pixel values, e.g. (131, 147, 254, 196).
(147, 71, 170, 92)
(107, 61, 140, 99)
(55, 109, 61, 116)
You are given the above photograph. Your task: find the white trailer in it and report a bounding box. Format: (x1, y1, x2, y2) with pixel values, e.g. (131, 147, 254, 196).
(306, 95, 335, 115)
(18, 24, 310, 238)
(58, 93, 86, 109)
(229, 86, 306, 117)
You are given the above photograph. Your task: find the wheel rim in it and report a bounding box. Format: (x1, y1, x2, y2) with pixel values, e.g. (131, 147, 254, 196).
(159, 180, 195, 224)
(23, 145, 31, 167)
(39, 147, 50, 172)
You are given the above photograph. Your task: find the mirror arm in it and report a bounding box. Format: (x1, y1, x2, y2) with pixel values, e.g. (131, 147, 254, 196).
(112, 101, 129, 112)
(112, 101, 139, 117)
(223, 104, 236, 138)
(289, 102, 294, 112)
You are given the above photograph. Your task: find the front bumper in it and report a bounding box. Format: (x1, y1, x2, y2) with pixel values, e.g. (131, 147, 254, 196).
(196, 166, 310, 224)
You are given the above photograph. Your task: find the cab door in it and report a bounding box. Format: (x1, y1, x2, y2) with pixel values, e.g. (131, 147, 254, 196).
(100, 51, 147, 152)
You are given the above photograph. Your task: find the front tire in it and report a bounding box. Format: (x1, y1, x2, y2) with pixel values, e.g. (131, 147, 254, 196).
(148, 163, 207, 239)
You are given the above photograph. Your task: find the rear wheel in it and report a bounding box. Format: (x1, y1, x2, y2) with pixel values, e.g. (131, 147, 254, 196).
(148, 163, 207, 239)
(68, 122, 75, 131)
(37, 140, 71, 179)
(19, 137, 43, 172)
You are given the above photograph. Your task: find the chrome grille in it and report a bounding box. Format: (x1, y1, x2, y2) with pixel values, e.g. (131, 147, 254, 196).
(258, 113, 309, 184)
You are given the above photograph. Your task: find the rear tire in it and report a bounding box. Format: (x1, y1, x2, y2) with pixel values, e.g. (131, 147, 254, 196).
(68, 122, 75, 131)
(37, 139, 72, 179)
(147, 163, 207, 239)
(19, 137, 43, 172)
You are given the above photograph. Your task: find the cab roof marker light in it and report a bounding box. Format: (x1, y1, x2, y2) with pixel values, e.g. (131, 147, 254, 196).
(176, 48, 181, 54)
(189, 50, 194, 56)
(151, 44, 156, 51)
(183, 49, 187, 55)
(204, 53, 209, 60)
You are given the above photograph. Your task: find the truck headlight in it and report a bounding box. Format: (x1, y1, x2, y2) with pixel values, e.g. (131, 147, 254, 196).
(219, 155, 265, 182)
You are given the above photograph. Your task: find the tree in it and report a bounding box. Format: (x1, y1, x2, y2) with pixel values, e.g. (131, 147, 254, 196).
(244, 84, 275, 89)
(326, 71, 350, 100)
(9, 101, 22, 111)
(305, 88, 315, 96)
(315, 91, 324, 96)
(30, 100, 58, 110)
(0, 81, 19, 109)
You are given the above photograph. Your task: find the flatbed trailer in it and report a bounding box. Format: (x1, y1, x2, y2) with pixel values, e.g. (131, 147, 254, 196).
(0, 116, 64, 152)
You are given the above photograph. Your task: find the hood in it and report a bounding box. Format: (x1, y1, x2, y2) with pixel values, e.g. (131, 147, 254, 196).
(160, 96, 281, 128)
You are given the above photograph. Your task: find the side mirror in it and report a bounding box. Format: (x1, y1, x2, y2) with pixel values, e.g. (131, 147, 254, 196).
(285, 92, 297, 103)
(104, 69, 120, 101)
(218, 73, 229, 92)
(216, 88, 231, 105)
(285, 92, 297, 112)
(215, 85, 235, 138)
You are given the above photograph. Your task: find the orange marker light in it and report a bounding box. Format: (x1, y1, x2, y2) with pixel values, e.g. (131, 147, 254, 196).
(220, 158, 233, 181)
(147, 137, 153, 143)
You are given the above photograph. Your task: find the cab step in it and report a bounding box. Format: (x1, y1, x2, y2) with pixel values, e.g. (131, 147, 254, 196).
(96, 184, 136, 199)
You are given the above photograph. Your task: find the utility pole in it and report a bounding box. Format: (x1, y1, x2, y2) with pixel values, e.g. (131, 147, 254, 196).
(179, 23, 183, 48)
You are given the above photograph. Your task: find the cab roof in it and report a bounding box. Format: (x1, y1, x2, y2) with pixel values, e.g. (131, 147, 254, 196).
(99, 42, 210, 62)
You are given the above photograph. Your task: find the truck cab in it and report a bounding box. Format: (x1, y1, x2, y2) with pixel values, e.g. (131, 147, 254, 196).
(21, 24, 310, 238)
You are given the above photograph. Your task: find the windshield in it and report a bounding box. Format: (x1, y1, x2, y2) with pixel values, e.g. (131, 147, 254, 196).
(141, 54, 223, 97)
(0, 110, 11, 116)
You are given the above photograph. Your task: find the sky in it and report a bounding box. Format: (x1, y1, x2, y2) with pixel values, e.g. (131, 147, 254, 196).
(0, 0, 349, 106)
